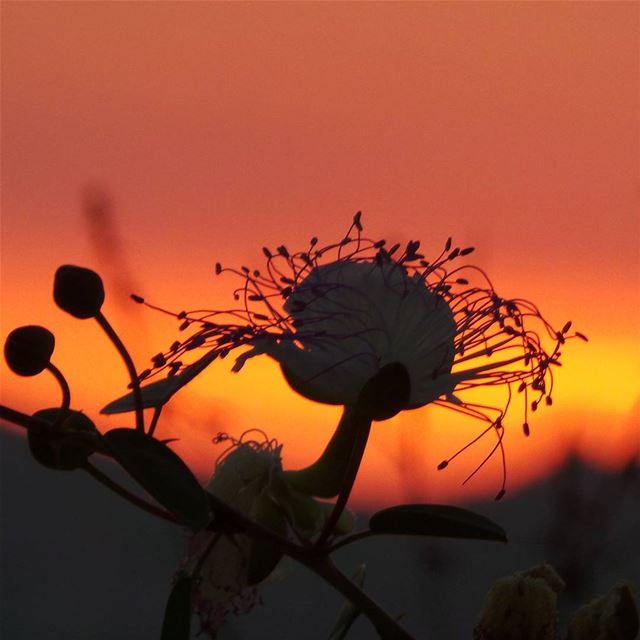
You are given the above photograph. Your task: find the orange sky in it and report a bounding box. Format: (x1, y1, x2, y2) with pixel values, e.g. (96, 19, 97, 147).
(1, 2, 638, 507)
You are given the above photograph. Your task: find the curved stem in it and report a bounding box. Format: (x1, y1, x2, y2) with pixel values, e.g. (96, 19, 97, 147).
(46, 362, 71, 413)
(284, 406, 371, 498)
(95, 311, 145, 433)
(316, 410, 371, 548)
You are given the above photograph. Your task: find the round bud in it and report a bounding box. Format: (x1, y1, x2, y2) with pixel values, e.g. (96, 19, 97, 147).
(4, 325, 55, 376)
(53, 265, 105, 319)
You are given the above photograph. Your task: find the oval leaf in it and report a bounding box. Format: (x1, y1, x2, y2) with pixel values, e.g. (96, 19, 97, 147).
(161, 575, 192, 640)
(101, 350, 218, 414)
(246, 493, 287, 585)
(103, 428, 210, 530)
(369, 504, 507, 543)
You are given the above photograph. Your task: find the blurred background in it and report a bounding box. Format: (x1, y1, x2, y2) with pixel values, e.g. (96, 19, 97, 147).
(1, 2, 638, 638)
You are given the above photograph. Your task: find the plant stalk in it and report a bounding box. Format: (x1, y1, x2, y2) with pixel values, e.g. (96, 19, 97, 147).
(95, 311, 145, 432)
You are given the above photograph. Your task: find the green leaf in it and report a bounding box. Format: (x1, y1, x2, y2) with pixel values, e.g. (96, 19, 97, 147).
(369, 504, 507, 543)
(161, 575, 192, 640)
(101, 350, 218, 414)
(103, 428, 210, 530)
(28, 408, 101, 471)
(328, 564, 366, 640)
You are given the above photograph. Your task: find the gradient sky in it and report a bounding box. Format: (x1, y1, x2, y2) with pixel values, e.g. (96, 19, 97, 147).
(2, 1, 638, 507)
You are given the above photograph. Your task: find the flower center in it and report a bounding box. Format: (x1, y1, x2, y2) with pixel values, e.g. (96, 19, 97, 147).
(281, 259, 457, 407)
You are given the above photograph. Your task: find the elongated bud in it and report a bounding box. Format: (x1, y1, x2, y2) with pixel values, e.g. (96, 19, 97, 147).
(4, 325, 55, 376)
(54, 265, 105, 318)
(356, 362, 411, 421)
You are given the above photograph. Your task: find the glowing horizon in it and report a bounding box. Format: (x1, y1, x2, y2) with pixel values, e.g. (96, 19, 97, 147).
(2, 2, 638, 507)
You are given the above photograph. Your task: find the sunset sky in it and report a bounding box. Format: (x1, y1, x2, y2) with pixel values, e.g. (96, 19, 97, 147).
(2, 1, 638, 508)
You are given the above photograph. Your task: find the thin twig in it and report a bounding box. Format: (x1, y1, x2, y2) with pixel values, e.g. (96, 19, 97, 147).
(83, 461, 177, 524)
(0, 404, 35, 430)
(307, 555, 414, 640)
(148, 405, 163, 437)
(327, 529, 377, 554)
(46, 362, 71, 412)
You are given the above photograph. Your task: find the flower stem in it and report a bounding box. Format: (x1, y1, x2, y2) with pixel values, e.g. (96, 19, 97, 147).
(95, 311, 145, 433)
(315, 409, 371, 548)
(305, 555, 415, 640)
(0, 404, 34, 430)
(284, 406, 371, 498)
(46, 362, 71, 413)
(203, 494, 415, 639)
(148, 405, 163, 437)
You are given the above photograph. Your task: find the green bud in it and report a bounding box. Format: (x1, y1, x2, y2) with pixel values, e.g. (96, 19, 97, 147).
(4, 325, 55, 376)
(53, 265, 105, 318)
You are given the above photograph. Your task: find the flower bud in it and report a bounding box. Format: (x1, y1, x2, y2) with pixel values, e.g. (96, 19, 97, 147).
(181, 435, 285, 637)
(473, 564, 565, 640)
(567, 583, 639, 640)
(53, 265, 104, 318)
(4, 325, 55, 376)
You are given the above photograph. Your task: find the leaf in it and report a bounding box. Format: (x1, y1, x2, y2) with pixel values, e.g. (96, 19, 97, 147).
(101, 350, 218, 414)
(246, 492, 287, 585)
(161, 575, 192, 640)
(103, 428, 210, 530)
(369, 504, 507, 543)
(328, 564, 366, 640)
